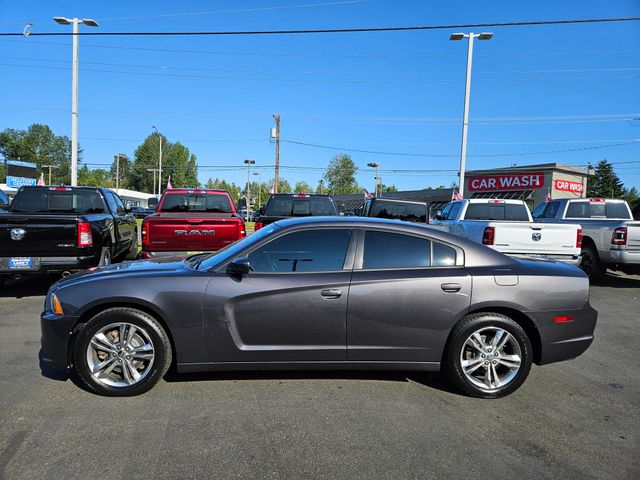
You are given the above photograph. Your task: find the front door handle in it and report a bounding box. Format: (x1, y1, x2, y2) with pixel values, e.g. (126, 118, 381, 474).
(321, 288, 342, 299)
(441, 283, 462, 293)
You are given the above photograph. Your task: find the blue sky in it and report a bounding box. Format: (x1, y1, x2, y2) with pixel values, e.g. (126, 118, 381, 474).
(0, 0, 639, 191)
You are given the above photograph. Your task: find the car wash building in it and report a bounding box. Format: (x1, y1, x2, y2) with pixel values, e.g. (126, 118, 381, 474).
(465, 162, 590, 208)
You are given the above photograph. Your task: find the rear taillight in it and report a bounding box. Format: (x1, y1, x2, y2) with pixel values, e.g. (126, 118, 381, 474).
(238, 221, 246, 238)
(77, 222, 93, 247)
(576, 228, 583, 248)
(141, 220, 150, 247)
(254, 222, 263, 231)
(612, 227, 627, 245)
(482, 226, 495, 245)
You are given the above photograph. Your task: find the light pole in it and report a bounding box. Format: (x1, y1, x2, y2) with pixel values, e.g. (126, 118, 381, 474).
(53, 16, 99, 186)
(253, 172, 262, 208)
(450, 31, 493, 197)
(367, 162, 380, 196)
(244, 159, 256, 217)
(151, 125, 162, 196)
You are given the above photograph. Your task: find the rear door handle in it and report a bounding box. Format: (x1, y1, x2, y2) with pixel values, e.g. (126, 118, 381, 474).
(321, 288, 342, 299)
(441, 283, 462, 293)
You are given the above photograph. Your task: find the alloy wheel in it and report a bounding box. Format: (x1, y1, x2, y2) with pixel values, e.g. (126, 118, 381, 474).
(460, 327, 522, 391)
(86, 322, 155, 387)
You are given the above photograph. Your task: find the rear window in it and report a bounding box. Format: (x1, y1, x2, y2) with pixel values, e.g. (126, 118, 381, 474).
(565, 201, 631, 219)
(9, 188, 106, 214)
(464, 203, 530, 221)
(264, 196, 337, 217)
(159, 193, 233, 213)
(368, 201, 427, 222)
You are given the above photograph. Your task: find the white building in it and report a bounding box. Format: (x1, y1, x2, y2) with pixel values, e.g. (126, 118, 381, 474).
(0, 184, 156, 207)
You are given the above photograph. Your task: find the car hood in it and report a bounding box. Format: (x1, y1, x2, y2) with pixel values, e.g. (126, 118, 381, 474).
(54, 257, 188, 289)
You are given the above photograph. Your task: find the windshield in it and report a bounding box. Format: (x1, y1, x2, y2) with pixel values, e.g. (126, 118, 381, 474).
(465, 203, 530, 221)
(264, 196, 337, 216)
(9, 188, 106, 214)
(159, 193, 233, 213)
(194, 223, 281, 270)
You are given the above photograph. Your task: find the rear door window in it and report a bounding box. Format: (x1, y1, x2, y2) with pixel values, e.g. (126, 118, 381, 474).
(363, 231, 430, 269)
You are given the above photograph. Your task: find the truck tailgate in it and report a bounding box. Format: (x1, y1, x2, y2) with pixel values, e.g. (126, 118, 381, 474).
(146, 214, 241, 251)
(626, 222, 640, 251)
(0, 215, 81, 256)
(493, 222, 580, 256)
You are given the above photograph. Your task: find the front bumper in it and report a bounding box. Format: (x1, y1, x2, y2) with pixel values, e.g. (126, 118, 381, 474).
(0, 255, 99, 276)
(40, 311, 79, 370)
(534, 304, 598, 365)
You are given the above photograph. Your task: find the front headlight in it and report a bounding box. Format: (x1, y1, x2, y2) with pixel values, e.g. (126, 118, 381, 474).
(51, 292, 64, 315)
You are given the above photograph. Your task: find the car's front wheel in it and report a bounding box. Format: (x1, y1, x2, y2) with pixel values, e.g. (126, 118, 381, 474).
(73, 308, 172, 396)
(445, 313, 532, 398)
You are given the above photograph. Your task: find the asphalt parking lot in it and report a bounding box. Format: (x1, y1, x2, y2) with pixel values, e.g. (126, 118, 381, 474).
(0, 274, 639, 480)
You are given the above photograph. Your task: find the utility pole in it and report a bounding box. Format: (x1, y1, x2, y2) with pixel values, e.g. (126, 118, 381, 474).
(42, 165, 56, 185)
(272, 114, 280, 193)
(114, 154, 120, 191)
(53, 16, 99, 186)
(244, 159, 256, 217)
(147, 168, 159, 194)
(450, 32, 493, 197)
(152, 126, 162, 196)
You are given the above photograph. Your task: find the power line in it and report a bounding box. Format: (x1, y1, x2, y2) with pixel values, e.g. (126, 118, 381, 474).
(3, 37, 640, 59)
(2, 17, 639, 36)
(281, 139, 640, 158)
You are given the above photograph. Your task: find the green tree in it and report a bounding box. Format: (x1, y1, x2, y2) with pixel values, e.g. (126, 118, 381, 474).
(131, 134, 199, 193)
(78, 166, 113, 188)
(315, 180, 325, 194)
(269, 177, 291, 193)
(587, 159, 625, 198)
(205, 177, 242, 201)
(0, 124, 78, 185)
(623, 186, 639, 209)
(294, 181, 312, 193)
(380, 183, 398, 193)
(323, 154, 359, 194)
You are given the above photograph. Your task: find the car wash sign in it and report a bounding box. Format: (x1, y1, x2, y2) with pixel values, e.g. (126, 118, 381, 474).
(468, 172, 545, 192)
(6, 160, 37, 188)
(554, 179, 584, 194)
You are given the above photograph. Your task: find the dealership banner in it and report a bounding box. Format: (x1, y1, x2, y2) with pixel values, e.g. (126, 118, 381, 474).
(467, 172, 545, 192)
(553, 179, 584, 194)
(6, 160, 37, 188)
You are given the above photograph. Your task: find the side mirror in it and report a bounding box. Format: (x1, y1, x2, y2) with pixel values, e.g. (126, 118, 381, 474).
(125, 205, 132, 213)
(257, 206, 264, 215)
(227, 257, 252, 277)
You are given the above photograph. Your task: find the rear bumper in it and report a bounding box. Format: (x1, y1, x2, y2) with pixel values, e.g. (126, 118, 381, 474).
(40, 312, 79, 370)
(138, 250, 219, 259)
(533, 304, 598, 365)
(606, 249, 640, 266)
(509, 253, 582, 267)
(0, 255, 99, 275)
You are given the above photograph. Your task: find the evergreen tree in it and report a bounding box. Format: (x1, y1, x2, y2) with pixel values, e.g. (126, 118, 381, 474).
(587, 159, 625, 198)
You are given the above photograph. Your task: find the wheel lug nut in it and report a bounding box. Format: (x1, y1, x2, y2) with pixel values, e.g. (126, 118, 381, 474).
(492, 360, 497, 365)
(481, 354, 486, 358)
(484, 361, 489, 365)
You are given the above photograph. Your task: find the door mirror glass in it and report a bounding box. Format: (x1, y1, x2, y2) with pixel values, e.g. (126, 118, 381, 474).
(227, 257, 252, 276)
(434, 210, 444, 220)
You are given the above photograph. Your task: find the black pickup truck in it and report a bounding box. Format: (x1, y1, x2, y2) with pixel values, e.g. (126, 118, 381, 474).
(254, 193, 339, 230)
(0, 186, 137, 283)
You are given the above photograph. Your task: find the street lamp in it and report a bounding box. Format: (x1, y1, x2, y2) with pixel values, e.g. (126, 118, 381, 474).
(253, 172, 262, 208)
(151, 125, 162, 196)
(244, 159, 256, 217)
(450, 31, 493, 197)
(52, 16, 99, 186)
(367, 162, 380, 196)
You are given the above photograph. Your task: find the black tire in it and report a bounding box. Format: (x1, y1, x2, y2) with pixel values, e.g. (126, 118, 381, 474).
(580, 243, 605, 282)
(445, 312, 533, 399)
(125, 230, 138, 261)
(98, 247, 112, 267)
(73, 307, 172, 396)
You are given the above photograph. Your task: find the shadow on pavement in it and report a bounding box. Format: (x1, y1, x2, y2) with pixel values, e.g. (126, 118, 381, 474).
(597, 272, 640, 289)
(164, 370, 460, 395)
(0, 275, 59, 298)
(38, 349, 94, 393)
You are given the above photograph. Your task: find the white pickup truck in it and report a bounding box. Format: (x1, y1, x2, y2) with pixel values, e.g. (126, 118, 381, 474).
(532, 197, 640, 281)
(432, 199, 582, 266)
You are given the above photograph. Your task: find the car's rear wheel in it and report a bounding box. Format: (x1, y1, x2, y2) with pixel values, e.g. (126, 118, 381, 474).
(445, 313, 532, 399)
(73, 308, 172, 396)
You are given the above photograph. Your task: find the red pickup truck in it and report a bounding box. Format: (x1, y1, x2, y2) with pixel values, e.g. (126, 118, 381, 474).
(140, 189, 246, 258)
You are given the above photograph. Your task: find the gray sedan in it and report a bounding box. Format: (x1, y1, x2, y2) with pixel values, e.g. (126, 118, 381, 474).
(41, 217, 597, 398)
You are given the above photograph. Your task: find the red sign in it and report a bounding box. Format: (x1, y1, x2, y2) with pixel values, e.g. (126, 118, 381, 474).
(554, 179, 584, 194)
(467, 172, 545, 192)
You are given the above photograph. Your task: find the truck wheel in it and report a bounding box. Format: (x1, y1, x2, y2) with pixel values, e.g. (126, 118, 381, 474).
(580, 243, 605, 282)
(98, 247, 112, 267)
(445, 312, 532, 399)
(125, 230, 138, 260)
(73, 307, 172, 396)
